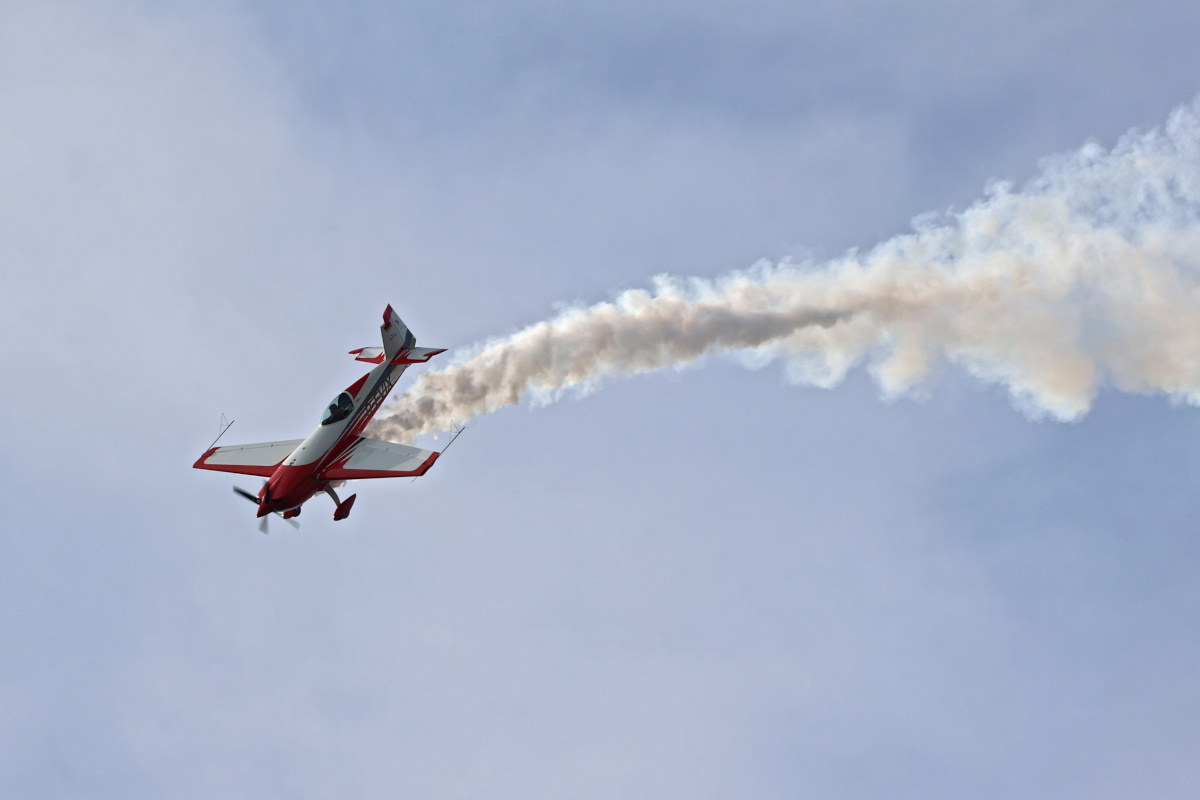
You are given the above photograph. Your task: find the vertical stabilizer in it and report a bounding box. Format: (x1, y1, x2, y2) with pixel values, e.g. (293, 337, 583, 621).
(380, 304, 416, 358)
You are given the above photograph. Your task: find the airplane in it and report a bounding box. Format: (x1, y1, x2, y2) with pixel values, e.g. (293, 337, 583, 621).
(194, 305, 447, 531)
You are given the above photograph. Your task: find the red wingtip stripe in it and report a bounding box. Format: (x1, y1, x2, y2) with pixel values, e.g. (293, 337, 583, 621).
(193, 447, 219, 469)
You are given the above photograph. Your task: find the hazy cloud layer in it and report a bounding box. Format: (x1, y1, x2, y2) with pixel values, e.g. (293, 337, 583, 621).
(5, 2, 1200, 799)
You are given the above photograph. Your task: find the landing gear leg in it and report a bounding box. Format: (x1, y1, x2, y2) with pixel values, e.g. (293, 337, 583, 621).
(324, 485, 357, 522)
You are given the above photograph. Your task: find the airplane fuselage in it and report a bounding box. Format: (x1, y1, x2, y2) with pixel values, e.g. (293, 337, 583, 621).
(194, 305, 445, 526)
(255, 341, 414, 517)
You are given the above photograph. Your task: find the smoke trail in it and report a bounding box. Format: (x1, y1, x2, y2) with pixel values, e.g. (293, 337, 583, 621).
(371, 100, 1200, 441)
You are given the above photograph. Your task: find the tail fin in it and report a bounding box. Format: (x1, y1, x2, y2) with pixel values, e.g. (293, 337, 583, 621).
(380, 304, 416, 358)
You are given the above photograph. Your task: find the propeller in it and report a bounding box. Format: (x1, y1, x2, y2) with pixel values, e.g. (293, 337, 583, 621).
(233, 484, 300, 534)
(233, 486, 259, 504)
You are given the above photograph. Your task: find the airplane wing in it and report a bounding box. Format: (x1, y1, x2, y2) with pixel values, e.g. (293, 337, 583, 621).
(193, 439, 305, 477)
(321, 436, 440, 480)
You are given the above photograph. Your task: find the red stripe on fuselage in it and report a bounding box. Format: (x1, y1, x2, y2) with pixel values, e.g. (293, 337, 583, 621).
(345, 373, 370, 398)
(331, 361, 406, 455)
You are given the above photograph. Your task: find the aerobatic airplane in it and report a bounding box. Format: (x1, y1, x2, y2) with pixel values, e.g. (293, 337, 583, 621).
(194, 305, 446, 531)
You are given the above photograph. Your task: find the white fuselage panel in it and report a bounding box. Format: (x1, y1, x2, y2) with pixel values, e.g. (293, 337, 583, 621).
(284, 422, 346, 466)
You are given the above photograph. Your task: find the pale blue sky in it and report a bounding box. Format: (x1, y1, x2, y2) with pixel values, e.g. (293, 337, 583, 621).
(3, 1, 1200, 797)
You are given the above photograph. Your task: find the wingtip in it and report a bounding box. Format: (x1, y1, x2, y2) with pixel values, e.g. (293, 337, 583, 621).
(418, 451, 440, 475)
(193, 447, 218, 469)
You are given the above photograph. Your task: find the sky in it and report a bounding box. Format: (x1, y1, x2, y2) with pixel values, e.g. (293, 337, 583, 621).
(3, 1, 1200, 797)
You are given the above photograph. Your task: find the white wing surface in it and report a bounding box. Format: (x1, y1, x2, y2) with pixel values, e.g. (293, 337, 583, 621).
(321, 437, 440, 480)
(194, 439, 305, 477)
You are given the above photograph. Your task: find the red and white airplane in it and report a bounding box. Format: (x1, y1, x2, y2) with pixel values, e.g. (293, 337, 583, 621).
(194, 305, 446, 531)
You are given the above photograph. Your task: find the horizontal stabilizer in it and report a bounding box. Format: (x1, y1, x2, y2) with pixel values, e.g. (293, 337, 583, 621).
(391, 346, 446, 365)
(349, 347, 385, 364)
(351, 345, 445, 365)
(321, 436, 440, 480)
(194, 439, 304, 477)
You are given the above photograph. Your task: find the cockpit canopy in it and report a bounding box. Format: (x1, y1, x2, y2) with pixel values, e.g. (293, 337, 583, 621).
(321, 391, 354, 426)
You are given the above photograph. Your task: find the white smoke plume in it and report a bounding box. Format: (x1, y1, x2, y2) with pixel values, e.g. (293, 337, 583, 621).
(371, 100, 1200, 441)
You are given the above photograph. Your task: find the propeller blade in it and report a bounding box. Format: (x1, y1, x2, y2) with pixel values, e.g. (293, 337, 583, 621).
(233, 486, 260, 504)
(234, 484, 299, 532)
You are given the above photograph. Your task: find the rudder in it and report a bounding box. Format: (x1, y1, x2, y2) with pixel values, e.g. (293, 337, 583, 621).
(380, 304, 416, 358)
